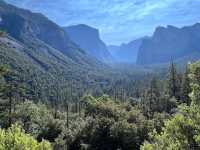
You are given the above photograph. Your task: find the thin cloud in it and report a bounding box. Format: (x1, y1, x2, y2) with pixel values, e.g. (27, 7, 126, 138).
(4, 0, 200, 45)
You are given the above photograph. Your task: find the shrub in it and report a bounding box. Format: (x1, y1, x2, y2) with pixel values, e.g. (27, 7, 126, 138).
(0, 124, 52, 150)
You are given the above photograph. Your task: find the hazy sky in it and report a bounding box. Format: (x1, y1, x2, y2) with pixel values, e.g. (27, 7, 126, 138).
(5, 0, 200, 45)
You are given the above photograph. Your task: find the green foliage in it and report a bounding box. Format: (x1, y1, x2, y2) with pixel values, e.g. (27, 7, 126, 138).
(140, 78, 161, 117)
(189, 61, 200, 105)
(15, 101, 52, 133)
(55, 117, 89, 150)
(0, 65, 9, 76)
(151, 112, 170, 133)
(84, 95, 127, 120)
(0, 67, 26, 127)
(1, 2, 199, 149)
(1, 38, 198, 150)
(0, 124, 52, 150)
(141, 104, 200, 150)
(141, 77, 178, 117)
(141, 61, 200, 150)
(57, 95, 154, 150)
(15, 101, 64, 143)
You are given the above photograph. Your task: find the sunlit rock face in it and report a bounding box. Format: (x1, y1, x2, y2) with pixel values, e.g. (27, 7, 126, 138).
(63, 24, 113, 63)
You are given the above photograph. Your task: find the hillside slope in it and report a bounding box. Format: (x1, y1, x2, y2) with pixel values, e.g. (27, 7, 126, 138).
(0, 1, 117, 101)
(0, 1, 103, 66)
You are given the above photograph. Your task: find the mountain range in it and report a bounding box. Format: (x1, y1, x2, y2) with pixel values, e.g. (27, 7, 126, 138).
(137, 24, 200, 65)
(1, 0, 200, 73)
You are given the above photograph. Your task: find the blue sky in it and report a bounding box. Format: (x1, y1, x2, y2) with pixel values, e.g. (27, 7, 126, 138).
(5, 0, 200, 45)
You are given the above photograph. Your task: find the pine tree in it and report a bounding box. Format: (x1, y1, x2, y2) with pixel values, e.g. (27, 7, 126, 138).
(189, 61, 200, 105)
(181, 66, 191, 105)
(167, 61, 179, 99)
(141, 78, 160, 118)
(0, 69, 22, 127)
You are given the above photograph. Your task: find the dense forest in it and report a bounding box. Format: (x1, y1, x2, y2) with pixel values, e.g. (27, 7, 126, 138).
(1, 1, 200, 150)
(1, 60, 200, 150)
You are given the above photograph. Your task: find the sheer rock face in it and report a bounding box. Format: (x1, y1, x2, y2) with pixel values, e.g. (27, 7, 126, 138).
(63, 24, 113, 63)
(137, 23, 200, 65)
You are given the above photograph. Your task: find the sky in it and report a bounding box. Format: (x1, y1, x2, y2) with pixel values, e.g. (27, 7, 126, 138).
(5, 0, 200, 45)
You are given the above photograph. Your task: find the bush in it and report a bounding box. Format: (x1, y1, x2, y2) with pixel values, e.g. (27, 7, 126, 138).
(59, 95, 154, 150)
(0, 124, 52, 150)
(141, 104, 200, 150)
(15, 101, 54, 136)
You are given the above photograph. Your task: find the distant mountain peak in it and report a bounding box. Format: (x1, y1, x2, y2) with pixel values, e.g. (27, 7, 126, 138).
(70, 24, 97, 30)
(63, 24, 113, 63)
(166, 25, 179, 31)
